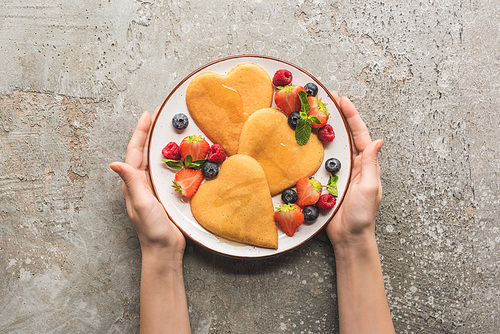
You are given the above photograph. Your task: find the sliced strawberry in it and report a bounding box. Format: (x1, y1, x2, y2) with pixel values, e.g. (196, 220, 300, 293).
(172, 168, 204, 198)
(307, 96, 329, 129)
(179, 135, 210, 161)
(274, 85, 306, 116)
(274, 203, 304, 236)
(295, 177, 322, 207)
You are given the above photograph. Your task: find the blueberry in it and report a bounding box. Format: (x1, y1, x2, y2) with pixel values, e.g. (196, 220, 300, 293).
(302, 205, 319, 222)
(172, 113, 189, 130)
(325, 158, 341, 174)
(281, 188, 298, 204)
(202, 161, 219, 179)
(304, 82, 318, 97)
(288, 111, 301, 129)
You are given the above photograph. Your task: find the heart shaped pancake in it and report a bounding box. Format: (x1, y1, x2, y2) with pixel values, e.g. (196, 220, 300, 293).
(238, 108, 324, 195)
(185, 63, 273, 156)
(191, 154, 278, 249)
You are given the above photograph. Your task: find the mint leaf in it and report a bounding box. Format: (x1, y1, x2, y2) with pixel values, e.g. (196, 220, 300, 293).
(328, 175, 339, 185)
(295, 91, 313, 145)
(327, 185, 338, 197)
(298, 91, 310, 115)
(161, 159, 183, 169)
(185, 159, 207, 170)
(295, 118, 312, 145)
(326, 175, 339, 197)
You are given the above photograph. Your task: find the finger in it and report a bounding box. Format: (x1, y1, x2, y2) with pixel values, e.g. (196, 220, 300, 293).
(125, 112, 152, 169)
(109, 162, 150, 202)
(350, 154, 363, 180)
(359, 140, 383, 195)
(110, 161, 131, 198)
(329, 90, 341, 105)
(340, 97, 372, 152)
(330, 91, 358, 156)
(141, 106, 162, 170)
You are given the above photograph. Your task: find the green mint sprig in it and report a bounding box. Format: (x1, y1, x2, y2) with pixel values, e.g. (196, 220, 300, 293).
(183, 155, 207, 170)
(161, 159, 183, 169)
(161, 155, 207, 170)
(325, 175, 339, 198)
(295, 91, 321, 145)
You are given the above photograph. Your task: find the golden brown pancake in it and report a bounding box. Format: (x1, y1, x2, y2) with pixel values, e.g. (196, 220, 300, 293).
(190, 154, 278, 249)
(238, 108, 324, 195)
(185, 63, 273, 156)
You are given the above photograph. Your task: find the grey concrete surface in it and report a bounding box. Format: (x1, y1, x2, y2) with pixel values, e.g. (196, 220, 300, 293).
(1, 0, 498, 333)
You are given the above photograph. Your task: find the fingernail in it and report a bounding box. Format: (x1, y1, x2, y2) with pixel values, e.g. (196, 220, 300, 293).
(109, 162, 122, 175)
(376, 140, 384, 151)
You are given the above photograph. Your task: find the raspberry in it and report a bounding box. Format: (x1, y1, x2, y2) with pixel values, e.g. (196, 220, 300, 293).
(272, 69, 293, 87)
(316, 194, 336, 211)
(162, 142, 181, 160)
(207, 144, 226, 163)
(318, 124, 335, 143)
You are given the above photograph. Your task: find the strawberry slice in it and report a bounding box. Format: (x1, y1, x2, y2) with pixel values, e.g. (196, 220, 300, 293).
(296, 177, 322, 207)
(179, 135, 210, 161)
(274, 85, 306, 116)
(307, 96, 329, 129)
(172, 168, 204, 198)
(274, 203, 304, 236)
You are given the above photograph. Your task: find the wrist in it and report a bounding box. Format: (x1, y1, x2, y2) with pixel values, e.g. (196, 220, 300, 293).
(141, 245, 184, 271)
(332, 232, 379, 263)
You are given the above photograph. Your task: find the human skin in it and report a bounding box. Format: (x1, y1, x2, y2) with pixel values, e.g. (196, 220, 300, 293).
(110, 92, 394, 333)
(109, 109, 191, 334)
(326, 92, 395, 334)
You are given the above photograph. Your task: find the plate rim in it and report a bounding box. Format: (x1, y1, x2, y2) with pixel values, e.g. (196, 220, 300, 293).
(148, 54, 353, 259)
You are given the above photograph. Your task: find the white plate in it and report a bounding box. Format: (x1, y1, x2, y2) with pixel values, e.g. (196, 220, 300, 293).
(148, 55, 352, 258)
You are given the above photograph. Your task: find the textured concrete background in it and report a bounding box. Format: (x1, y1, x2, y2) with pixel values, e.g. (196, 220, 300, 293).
(1, 0, 499, 333)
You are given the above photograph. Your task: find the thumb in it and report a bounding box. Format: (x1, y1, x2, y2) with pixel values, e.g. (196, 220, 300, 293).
(109, 161, 140, 190)
(359, 140, 383, 190)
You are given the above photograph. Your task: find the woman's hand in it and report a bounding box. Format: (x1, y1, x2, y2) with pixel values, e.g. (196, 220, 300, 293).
(326, 93, 383, 249)
(327, 93, 394, 334)
(110, 110, 191, 333)
(109, 110, 185, 262)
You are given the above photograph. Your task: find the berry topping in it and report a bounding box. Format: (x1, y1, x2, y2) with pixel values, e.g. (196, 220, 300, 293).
(207, 144, 226, 163)
(179, 135, 210, 161)
(325, 158, 341, 174)
(272, 69, 293, 87)
(295, 177, 322, 207)
(318, 124, 335, 143)
(307, 96, 329, 129)
(202, 161, 219, 179)
(288, 111, 301, 129)
(281, 188, 298, 204)
(304, 82, 318, 97)
(316, 194, 336, 211)
(172, 113, 189, 130)
(162, 142, 181, 160)
(274, 203, 304, 237)
(302, 205, 319, 222)
(274, 85, 306, 116)
(172, 168, 204, 198)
